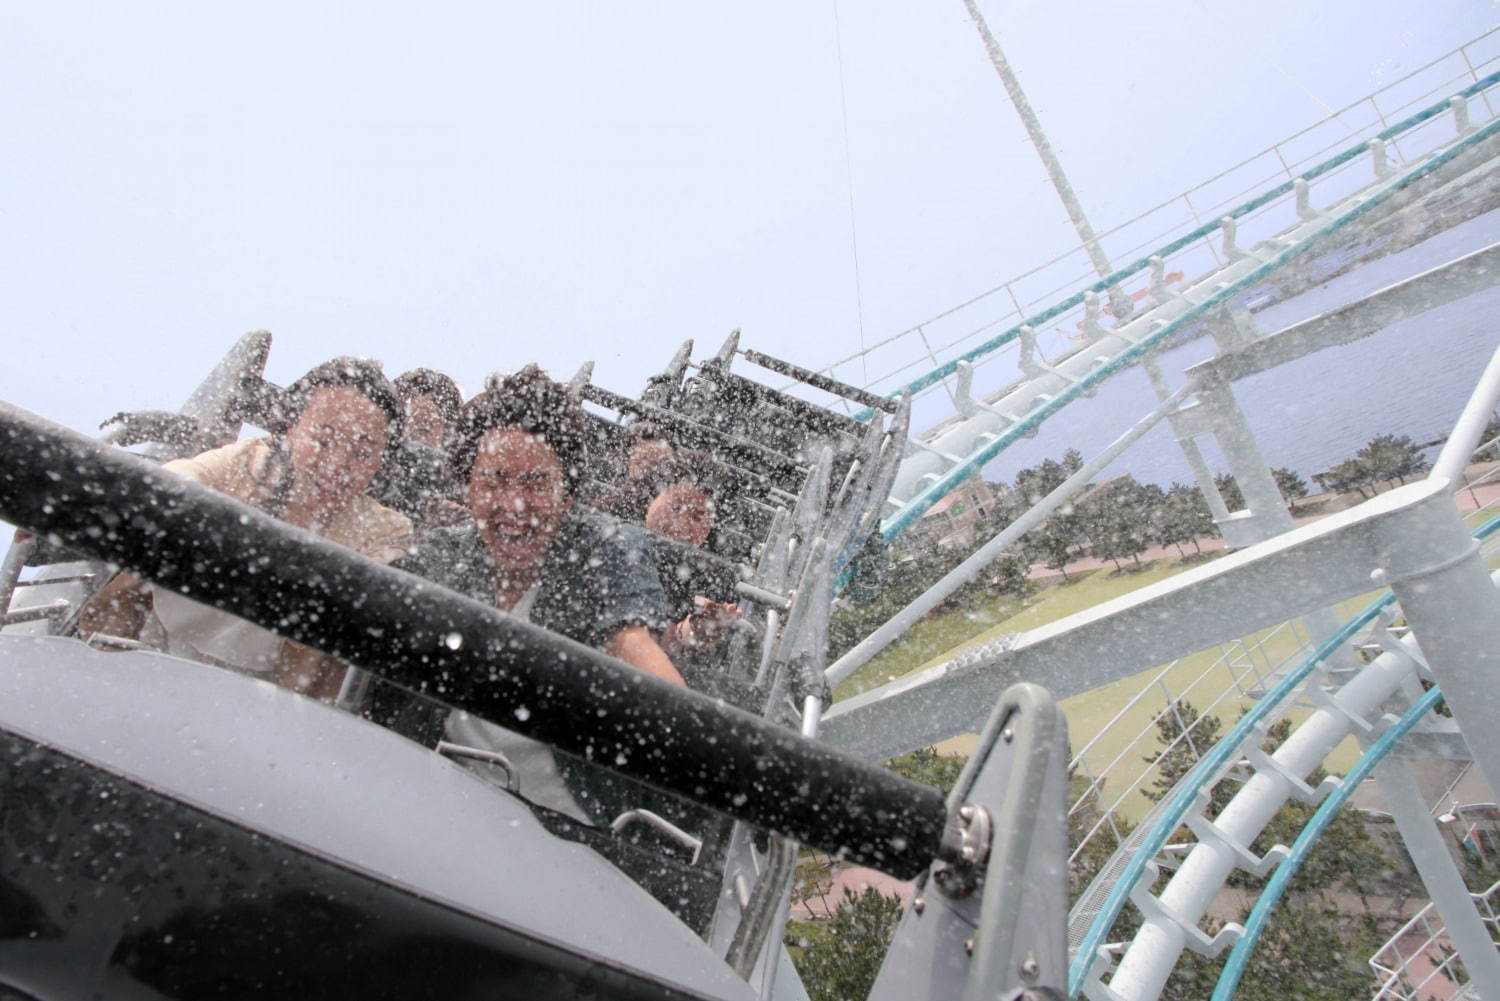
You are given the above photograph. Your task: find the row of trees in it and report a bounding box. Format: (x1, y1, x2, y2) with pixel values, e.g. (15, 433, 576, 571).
(832, 453, 1231, 660)
(1312, 432, 1431, 499)
(834, 433, 1415, 662)
(996, 451, 1223, 579)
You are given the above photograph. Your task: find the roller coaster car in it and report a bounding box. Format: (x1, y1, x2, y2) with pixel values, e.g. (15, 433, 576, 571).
(0, 333, 1070, 1001)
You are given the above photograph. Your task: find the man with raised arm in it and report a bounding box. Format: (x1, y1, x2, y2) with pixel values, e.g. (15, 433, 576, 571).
(371, 367, 468, 533)
(79, 357, 413, 698)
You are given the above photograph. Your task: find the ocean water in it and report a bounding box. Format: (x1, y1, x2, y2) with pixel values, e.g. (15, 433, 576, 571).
(972, 210, 1500, 488)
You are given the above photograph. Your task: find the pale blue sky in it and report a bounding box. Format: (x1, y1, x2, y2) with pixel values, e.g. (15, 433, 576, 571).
(3, 1, 1496, 437)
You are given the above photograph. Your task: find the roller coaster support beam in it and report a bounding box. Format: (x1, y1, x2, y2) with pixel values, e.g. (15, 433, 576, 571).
(1164, 348, 1360, 674)
(1143, 357, 1233, 525)
(1384, 344, 1500, 794)
(826, 477, 1466, 763)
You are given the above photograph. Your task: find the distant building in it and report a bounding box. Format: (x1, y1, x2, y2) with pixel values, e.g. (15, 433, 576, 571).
(909, 476, 1006, 551)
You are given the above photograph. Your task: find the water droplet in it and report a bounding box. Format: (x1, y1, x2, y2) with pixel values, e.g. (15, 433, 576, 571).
(513, 706, 531, 722)
(443, 632, 463, 650)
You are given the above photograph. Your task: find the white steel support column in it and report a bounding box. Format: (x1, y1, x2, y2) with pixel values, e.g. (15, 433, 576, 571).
(1143, 359, 1232, 523)
(1369, 753, 1500, 998)
(1379, 495, 1500, 796)
(1193, 373, 1297, 544)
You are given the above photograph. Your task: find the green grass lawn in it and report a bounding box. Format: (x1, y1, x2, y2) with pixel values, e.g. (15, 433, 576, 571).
(837, 501, 1499, 824)
(834, 552, 1400, 824)
(834, 553, 1228, 701)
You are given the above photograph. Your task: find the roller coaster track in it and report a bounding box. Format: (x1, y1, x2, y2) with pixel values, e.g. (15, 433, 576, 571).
(820, 429, 1500, 1000)
(853, 62, 1500, 542)
(1069, 517, 1500, 999)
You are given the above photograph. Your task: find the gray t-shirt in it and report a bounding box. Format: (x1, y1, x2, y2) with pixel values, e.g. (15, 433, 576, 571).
(386, 509, 671, 822)
(398, 508, 668, 647)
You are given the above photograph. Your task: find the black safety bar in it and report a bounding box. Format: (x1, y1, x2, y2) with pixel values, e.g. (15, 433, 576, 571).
(0, 402, 947, 878)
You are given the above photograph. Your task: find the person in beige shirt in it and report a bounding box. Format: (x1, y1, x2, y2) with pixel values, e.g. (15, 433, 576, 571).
(80, 357, 413, 699)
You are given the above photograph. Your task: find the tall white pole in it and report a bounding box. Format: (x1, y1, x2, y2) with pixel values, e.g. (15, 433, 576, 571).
(963, 0, 1133, 319)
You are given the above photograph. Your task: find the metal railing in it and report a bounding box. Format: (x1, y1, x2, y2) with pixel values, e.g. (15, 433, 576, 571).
(1213, 685, 1452, 1001)
(1369, 879, 1500, 1001)
(1068, 471, 1500, 960)
(1065, 620, 1316, 927)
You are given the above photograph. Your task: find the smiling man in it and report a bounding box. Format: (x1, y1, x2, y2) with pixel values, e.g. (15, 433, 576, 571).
(391, 366, 683, 819)
(78, 357, 412, 697)
(408, 366, 683, 686)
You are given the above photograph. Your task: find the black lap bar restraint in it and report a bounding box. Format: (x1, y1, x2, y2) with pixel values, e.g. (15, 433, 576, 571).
(0, 401, 946, 878)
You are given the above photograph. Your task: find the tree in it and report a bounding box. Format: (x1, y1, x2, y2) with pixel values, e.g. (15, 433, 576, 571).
(1162, 900, 1377, 1001)
(1121, 714, 1393, 1001)
(885, 746, 966, 796)
(1272, 467, 1309, 505)
(781, 746, 961, 1001)
(1233, 719, 1391, 904)
(1357, 433, 1429, 487)
(1079, 477, 1155, 570)
(1214, 472, 1245, 511)
(990, 553, 1031, 597)
(1158, 483, 1216, 555)
(1015, 457, 1074, 504)
(1141, 700, 1231, 814)
(790, 853, 840, 920)
(784, 886, 904, 1001)
(1313, 457, 1374, 499)
(1028, 514, 1082, 581)
(828, 535, 971, 659)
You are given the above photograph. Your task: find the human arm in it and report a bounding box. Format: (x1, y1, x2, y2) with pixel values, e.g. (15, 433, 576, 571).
(659, 596, 741, 660)
(604, 624, 686, 687)
(272, 498, 411, 702)
(76, 571, 153, 642)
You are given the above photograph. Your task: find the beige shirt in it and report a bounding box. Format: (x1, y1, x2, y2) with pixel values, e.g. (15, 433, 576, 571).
(164, 436, 413, 563)
(152, 437, 413, 674)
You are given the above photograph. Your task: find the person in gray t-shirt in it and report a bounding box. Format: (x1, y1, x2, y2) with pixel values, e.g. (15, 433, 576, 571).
(381, 367, 685, 822)
(406, 510, 668, 652)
